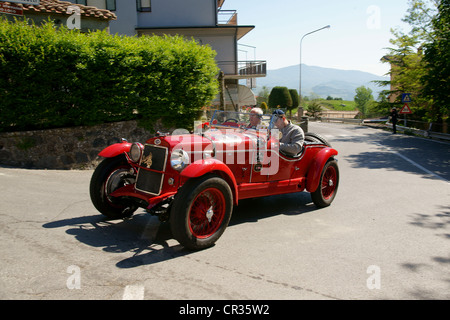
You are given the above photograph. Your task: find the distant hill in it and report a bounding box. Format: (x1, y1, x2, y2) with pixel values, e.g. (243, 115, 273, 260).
(255, 64, 389, 101)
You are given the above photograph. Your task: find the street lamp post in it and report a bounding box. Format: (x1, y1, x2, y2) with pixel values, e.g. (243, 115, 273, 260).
(299, 25, 331, 113)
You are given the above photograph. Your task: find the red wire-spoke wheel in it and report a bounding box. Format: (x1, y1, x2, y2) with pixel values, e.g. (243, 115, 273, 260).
(170, 175, 233, 250)
(189, 188, 226, 238)
(321, 164, 337, 200)
(311, 160, 339, 208)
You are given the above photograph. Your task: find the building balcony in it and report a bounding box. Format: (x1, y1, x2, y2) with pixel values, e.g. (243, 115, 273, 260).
(217, 60, 267, 79)
(218, 10, 237, 25)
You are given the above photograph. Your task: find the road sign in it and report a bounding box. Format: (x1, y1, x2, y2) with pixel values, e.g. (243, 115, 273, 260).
(400, 103, 412, 114)
(0, 0, 40, 5)
(0, 2, 23, 16)
(402, 93, 412, 103)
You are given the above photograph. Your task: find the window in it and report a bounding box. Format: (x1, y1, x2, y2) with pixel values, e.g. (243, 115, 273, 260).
(105, 0, 116, 11)
(137, 0, 151, 12)
(73, 0, 116, 11)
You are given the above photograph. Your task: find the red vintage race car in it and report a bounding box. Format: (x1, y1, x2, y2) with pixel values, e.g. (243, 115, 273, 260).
(90, 111, 339, 250)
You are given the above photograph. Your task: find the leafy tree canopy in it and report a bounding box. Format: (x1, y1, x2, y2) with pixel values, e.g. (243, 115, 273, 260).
(379, 0, 448, 124)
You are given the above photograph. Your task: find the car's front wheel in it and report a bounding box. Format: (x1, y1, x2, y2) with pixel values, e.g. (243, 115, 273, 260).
(170, 175, 233, 250)
(90, 155, 138, 219)
(311, 159, 339, 208)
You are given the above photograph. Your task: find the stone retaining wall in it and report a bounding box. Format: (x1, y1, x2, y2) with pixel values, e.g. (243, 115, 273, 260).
(0, 121, 160, 170)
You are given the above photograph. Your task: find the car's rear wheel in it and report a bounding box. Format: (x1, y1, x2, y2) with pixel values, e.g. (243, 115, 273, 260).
(170, 175, 233, 250)
(305, 132, 331, 147)
(311, 159, 339, 208)
(90, 155, 138, 219)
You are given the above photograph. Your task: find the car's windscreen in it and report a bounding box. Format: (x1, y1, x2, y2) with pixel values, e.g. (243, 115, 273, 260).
(210, 111, 272, 131)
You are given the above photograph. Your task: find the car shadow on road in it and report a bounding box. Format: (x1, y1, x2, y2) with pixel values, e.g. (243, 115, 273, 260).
(230, 192, 316, 226)
(43, 192, 319, 268)
(43, 213, 187, 268)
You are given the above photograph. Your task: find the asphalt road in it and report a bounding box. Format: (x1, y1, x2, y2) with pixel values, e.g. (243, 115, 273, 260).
(0, 122, 449, 301)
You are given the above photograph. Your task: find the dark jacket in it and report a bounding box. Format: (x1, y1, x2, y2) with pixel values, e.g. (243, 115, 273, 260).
(391, 109, 398, 123)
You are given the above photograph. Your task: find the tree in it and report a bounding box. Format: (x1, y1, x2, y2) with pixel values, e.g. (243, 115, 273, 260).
(260, 101, 268, 112)
(371, 91, 393, 117)
(354, 86, 374, 117)
(377, 0, 440, 122)
(288, 89, 299, 117)
(381, 49, 430, 119)
(268, 86, 292, 111)
(305, 101, 323, 120)
(401, 0, 438, 44)
(256, 86, 270, 107)
(422, 0, 450, 126)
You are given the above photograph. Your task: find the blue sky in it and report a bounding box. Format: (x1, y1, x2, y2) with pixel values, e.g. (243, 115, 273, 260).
(221, 0, 411, 76)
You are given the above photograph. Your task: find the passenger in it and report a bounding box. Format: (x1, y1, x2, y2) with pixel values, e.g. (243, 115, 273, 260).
(247, 107, 263, 129)
(272, 109, 305, 156)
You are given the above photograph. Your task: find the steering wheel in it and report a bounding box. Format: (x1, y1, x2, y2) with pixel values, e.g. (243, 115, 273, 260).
(224, 118, 239, 123)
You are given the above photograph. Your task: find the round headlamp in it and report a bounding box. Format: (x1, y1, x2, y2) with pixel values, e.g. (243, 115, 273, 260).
(129, 143, 143, 163)
(170, 149, 190, 171)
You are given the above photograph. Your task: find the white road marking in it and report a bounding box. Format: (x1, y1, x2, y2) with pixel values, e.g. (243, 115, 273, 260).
(122, 285, 145, 300)
(374, 142, 449, 184)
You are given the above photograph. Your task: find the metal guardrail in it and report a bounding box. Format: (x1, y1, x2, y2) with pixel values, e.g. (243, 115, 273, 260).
(428, 132, 450, 141)
(385, 123, 450, 141)
(321, 117, 364, 124)
(317, 117, 450, 142)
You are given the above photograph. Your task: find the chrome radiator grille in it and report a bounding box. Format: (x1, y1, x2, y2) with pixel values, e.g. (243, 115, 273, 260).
(135, 144, 168, 195)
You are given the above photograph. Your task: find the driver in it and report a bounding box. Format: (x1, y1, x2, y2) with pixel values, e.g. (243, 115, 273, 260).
(272, 109, 305, 156)
(247, 107, 263, 129)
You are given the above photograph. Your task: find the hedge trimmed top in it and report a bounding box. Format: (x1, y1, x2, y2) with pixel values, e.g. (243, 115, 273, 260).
(0, 18, 219, 132)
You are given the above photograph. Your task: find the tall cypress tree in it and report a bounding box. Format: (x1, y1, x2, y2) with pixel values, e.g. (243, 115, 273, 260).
(268, 86, 293, 111)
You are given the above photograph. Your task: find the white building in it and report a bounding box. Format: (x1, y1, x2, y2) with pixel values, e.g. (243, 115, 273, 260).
(67, 0, 266, 109)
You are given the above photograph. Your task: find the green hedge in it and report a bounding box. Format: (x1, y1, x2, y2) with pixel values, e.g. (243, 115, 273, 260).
(268, 86, 292, 110)
(0, 18, 219, 132)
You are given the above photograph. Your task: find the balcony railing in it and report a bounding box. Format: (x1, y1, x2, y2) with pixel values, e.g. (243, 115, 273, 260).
(217, 60, 267, 78)
(238, 61, 267, 77)
(216, 60, 267, 78)
(218, 10, 237, 25)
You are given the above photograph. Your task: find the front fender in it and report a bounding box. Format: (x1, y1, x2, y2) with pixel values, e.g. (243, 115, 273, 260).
(306, 148, 338, 192)
(98, 142, 132, 158)
(181, 159, 239, 205)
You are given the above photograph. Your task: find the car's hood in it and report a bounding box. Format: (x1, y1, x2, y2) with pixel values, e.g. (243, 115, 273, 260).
(162, 129, 265, 153)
